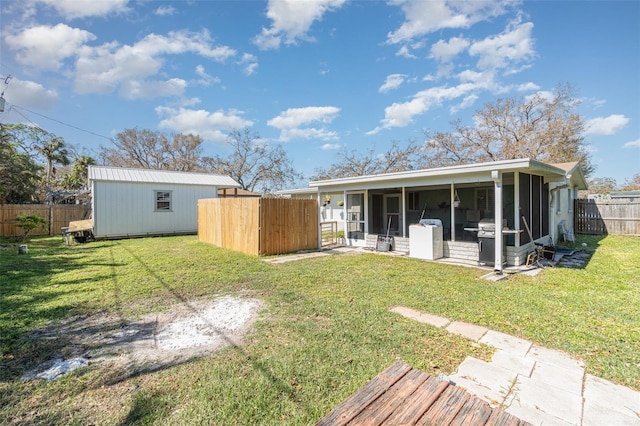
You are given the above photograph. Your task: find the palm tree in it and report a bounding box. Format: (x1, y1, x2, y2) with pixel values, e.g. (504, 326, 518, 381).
(62, 155, 96, 190)
(37, 136, 70, 201)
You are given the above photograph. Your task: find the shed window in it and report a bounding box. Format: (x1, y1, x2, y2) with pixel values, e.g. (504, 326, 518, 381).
(155, 190, 172, 211)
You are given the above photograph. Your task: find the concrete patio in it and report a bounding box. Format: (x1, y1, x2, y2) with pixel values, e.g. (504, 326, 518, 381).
(391, 306, 640, 426)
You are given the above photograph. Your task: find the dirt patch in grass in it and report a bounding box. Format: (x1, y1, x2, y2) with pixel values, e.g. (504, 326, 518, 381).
(21, 296, 263, 380)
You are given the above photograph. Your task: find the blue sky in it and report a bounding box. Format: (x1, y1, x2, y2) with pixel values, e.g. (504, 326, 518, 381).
(1, 0, 638, 187)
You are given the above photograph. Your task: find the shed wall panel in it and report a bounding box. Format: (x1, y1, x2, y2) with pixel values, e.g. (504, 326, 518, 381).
(93, 181, 218, 238)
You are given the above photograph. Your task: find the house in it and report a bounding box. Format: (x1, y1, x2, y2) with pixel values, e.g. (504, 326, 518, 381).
(88, 166, 240, 239)
(282, 158, 587, 272)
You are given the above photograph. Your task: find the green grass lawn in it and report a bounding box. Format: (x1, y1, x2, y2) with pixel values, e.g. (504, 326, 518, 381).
(1, 234, 638, 425)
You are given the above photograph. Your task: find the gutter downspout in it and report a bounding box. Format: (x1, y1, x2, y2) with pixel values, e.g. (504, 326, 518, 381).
(548, 175, 571, 244)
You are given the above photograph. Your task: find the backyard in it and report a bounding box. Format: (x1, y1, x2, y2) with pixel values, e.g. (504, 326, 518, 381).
(1, 234, 638, 425)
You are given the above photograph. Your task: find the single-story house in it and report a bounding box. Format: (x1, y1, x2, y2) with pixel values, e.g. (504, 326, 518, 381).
(279, 158, 587, 272)
(88, 166, 240, 239)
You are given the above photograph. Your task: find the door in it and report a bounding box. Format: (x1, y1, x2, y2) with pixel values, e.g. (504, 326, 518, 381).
(383, 194, 401, 236)
(346, 192, 365, 242)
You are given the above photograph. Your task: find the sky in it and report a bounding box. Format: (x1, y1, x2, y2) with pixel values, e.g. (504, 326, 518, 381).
(1, 0, 638, 188)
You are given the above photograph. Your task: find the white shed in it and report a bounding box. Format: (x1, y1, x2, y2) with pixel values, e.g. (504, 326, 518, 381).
(88, 166, 240, 239)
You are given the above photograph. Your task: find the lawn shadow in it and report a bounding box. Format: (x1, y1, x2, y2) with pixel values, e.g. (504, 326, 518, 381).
(551, 234, 605, 269)
(0, 239, 124, 382)
(94, 243, 302, 414)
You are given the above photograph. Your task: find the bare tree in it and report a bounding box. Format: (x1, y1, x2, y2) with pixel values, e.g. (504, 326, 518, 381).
(422, 84, 595, 177)
(620, 173, 640, 191)
(201, 128, 302, 193)
(587, 177, 617, 195)
(312, 140, 421, 180)
(100, 128, 204, 171)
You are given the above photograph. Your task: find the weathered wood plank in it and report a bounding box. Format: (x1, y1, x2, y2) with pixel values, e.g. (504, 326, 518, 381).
(448, 397, 493, 426)
(316, 361, 412, 426)
(67, 219, 93, 232)
(349, 368, 430, 426)
(416, 386, 470, 425)
(384, 376, 450, 425)
(484, 409, 529, 426)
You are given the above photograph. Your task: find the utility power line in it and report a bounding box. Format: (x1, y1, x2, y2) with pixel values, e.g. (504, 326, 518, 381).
(9, 104, 113, 141)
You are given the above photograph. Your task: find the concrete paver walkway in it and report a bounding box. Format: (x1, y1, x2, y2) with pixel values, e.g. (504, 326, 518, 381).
(391, 306, 640, 426)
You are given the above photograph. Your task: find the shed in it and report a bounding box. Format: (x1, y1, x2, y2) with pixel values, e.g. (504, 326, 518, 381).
(88, 166, 240, 239)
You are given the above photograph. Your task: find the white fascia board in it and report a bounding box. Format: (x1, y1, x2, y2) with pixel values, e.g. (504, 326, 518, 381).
(310, 159, 573, 191)
(309, 159, 534, 189)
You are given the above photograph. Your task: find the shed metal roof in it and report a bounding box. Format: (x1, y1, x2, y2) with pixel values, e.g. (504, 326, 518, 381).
(88, 166, 240, 188)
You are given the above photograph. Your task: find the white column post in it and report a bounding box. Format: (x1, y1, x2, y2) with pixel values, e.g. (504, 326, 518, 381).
(493, 171, 503, 273)
(450, 183, 456, 241)
(401, 186, 406, 237)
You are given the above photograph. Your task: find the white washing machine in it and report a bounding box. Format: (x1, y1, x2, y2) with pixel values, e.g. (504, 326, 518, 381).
(409, 219, 444, 260)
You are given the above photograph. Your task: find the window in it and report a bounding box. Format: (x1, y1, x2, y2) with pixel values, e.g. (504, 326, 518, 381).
(155, 190, 172, 211)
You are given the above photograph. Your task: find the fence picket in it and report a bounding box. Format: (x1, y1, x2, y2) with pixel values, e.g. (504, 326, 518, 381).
(574, 199, 640, 235)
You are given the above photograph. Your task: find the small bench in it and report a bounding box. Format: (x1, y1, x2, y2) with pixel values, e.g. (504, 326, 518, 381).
(316, 361, 531, 425)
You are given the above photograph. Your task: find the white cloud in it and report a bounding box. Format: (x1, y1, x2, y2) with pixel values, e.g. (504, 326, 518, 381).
(623, 138, 640, 148)
(517, 82, 540, 91)
(584, 114, 630, 135)
(387, 0, 511, 44)
(3, 78, 58, 109)
(74, 30, 236, 98)
(429, 36, 470, 63)
(468, 20, 535, 71)
(321, 143, 341, 150)
(253, 0, 347, 50)
(194, 65, 221, 87)
(268, 106, 340, 141)
(396, 45, 417, 59)
(450, 93, 478, 114)
(5, 23, 96, 70)
(368, 83, 479, 134)
(379, 74, 407, 93)
(119, 78, 187, 100)
(525, 90, 554, 103)
(155, 5, 176, 16)
(239, 53, 259, 75)
(36, 0, 129, 19)
(156, 106, 253, 143)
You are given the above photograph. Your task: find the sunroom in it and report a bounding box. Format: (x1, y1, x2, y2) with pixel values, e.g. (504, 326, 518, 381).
(309, 159, 586, 272)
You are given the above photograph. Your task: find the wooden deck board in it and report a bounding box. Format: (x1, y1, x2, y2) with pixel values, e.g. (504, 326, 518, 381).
(316, 362, 531, 426)
(384, 376, 450, 425)
(417, 386, 470, 425)
(349, 368, 429, 426)
(449, 397, 493, 425)
(316, 361, 411, 426)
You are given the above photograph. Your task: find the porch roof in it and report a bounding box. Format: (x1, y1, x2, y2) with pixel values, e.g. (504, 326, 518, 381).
(309, 158, 585, 190)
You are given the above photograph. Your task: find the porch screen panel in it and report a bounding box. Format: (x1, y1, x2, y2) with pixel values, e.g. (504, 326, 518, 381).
(542, 183, 549, 237)
(531, 175, 541, 239)
(519, 173, 531, 244)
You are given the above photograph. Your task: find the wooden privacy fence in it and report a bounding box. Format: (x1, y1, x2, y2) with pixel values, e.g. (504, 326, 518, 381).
(575, 199, 640, 235)
(0, 204, 89, 237)
(198, 197, 318, 256)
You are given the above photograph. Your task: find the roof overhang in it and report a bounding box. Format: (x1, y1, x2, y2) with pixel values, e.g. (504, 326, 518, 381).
(275, 187, 319, 196)
(309, 158, 576, 191)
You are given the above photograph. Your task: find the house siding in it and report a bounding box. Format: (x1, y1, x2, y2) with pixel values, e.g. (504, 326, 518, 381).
(92, 180, 218, 238)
